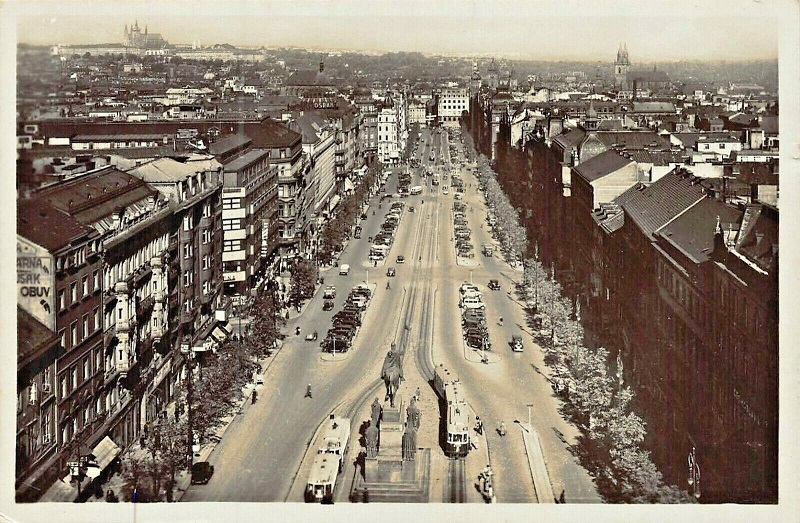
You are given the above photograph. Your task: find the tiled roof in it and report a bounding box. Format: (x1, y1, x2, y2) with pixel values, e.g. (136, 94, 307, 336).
(736, 204, 778, 273)
(574, 150, 633, 183)
(18, 198, 93, 251)
(618, 168, 710, 240)
(34, 167, 157, 226)
(132, 156, 221, 183)
(208, 133, 252, 156)
(18, 307, 59, 367)
(658, 197, 742, 263)
(552, 128, 586, 151)
(597, 131, 671, 150)
(626, 149, 686, 165)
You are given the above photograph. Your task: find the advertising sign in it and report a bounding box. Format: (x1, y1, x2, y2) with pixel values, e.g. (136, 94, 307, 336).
(17, 237, 56, 330)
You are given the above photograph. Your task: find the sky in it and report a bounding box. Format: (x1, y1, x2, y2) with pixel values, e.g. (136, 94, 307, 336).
(9, 0, 785, 62)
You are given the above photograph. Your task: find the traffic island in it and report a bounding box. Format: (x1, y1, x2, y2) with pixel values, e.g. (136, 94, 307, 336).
(462, 336, 501, 365)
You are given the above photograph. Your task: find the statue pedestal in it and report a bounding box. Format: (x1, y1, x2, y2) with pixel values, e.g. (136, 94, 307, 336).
(353, 394, 430, 502)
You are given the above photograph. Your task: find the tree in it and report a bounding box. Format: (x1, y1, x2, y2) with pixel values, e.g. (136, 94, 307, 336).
(289, 259, 317, 306)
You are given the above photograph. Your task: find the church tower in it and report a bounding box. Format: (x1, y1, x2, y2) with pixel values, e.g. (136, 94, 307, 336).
(614, 43, 630, 89)
(487, 58, 499, 90)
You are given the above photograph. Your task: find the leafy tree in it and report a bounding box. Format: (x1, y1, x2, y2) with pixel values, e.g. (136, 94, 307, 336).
(289, 259, 317, 306)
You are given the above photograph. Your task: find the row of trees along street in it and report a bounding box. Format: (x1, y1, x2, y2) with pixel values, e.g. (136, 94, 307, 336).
(471, 144, 691, 503)
(119, 289, 285, 502)
(316, 164, 379, 265)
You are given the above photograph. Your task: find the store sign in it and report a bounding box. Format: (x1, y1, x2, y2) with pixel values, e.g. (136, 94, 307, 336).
(17, 238, 56, 330)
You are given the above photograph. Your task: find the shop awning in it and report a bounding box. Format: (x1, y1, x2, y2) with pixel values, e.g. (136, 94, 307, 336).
(209, 322, 233, 343)
(90, 436, 121, 471)
(343, 178, 355, 192)
(328, 194, 341, 211)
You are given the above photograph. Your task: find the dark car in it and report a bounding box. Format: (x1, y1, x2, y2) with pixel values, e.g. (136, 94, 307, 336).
(191, 462, 215, 485)
(466, 330, 490, 349)
(322, 336, 350, 352)
(396, 255, 405, 264)
(323, 299, 335, 311)
(488, 279, 501, 290)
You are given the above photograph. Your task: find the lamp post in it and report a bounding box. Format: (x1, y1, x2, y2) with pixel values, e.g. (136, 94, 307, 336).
(688, 446, 701, 500)
(180, 340, 194, 472)
(526, 404, 534, 433)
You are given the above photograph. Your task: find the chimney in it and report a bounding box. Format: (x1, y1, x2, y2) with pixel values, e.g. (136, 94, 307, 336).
(713, 215, 725, 254)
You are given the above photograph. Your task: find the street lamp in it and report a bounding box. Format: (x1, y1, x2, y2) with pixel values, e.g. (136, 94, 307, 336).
(688, 446, 701, 499)
(180, 340, 195, 472)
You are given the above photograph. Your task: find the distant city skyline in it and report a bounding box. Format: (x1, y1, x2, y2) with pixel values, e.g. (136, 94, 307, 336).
(11, 0, 781, 62)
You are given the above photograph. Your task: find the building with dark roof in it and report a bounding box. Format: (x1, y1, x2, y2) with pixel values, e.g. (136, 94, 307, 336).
(591, 167, 778, 501)
(21, 166, 178, 501)
(15, 307, 62, 502)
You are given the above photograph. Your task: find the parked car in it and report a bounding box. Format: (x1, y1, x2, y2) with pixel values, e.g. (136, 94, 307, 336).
(396, 255, 405, 264)
(387, 267, 396, 277)
(461, 296, 485, 309)
(511, 335, 524, 352)
(323, 299, 335, 311)
(466, 330, 490, 349)
(191, 462, 215, 485)
(323, 286, 337, 299)
(339, 264, 350, 275)
(488, 279, 500, 290)
(460, 283, 480, 295)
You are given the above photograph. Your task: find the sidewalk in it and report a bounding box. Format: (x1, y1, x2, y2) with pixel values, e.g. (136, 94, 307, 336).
(81, 336, 285, 503)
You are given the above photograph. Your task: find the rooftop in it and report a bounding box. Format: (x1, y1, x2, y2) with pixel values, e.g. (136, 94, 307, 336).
(618, 168, 711, 240)
(573, 150, 634, 183)
(658, 197, 742, 264)
(18, 307, 60, 368)
(132, 156, 221, 183)
(224, 149, 270, 171)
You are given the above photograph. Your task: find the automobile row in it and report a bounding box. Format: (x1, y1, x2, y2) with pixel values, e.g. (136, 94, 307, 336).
(321, 284, 373, 353)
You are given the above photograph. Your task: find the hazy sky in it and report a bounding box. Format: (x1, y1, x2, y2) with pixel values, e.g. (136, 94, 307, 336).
(10, 0, 783, 61)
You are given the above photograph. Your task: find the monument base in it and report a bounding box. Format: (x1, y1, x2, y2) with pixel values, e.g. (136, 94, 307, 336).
(352, 449, 431, 503)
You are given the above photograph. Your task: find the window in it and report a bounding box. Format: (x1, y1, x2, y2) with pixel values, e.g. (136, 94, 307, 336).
(222, 218, 241, 231)
(70, 321, 78, 347)
(223, 239, 242, 251)
(71, 367, 78, 390)
(61, 375, 67, 399)
(96, 348, 102, 372)
(70, 281, 77, 303)
(82, 275, 88, 297)
(183, 214, 194, 231)
(183, 243, 193, 259)
(59, 329, 66, 349)
(93, 270, 100, 292)
(223, 198, 240, 210)
(83, 357, 90, 381)
(94, 307, 101, 332)
(58, 289, 65, 311)
(83, 314, 89, 338)
(183, 271, 194, 287)
(202, 229, 212, 244)
(202, 255, 210, 271)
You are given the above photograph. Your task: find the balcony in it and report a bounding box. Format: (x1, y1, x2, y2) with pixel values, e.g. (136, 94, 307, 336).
(136, 295, 155, 319)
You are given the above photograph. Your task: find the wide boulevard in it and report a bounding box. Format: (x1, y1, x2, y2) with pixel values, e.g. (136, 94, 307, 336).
(182, 127, 600, 503)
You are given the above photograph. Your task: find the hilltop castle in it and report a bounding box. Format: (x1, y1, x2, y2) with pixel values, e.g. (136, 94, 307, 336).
(124, 20, 168, 49)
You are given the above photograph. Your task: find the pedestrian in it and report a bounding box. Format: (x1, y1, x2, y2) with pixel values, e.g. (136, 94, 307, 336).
(559, 489, 566, 504)
(305, 384, 312, 398)
(174, 410, 179, 423)
(252, 389, 258, 404)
